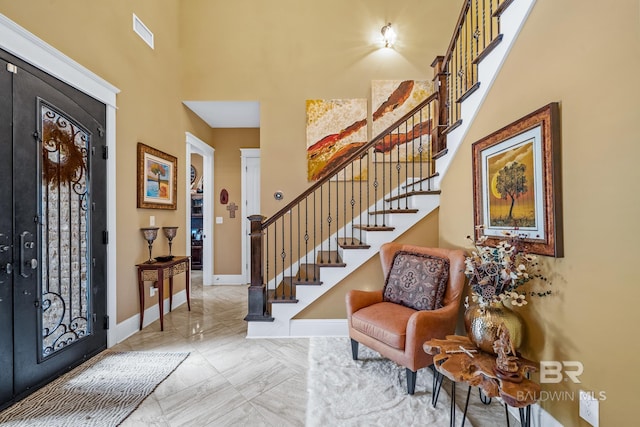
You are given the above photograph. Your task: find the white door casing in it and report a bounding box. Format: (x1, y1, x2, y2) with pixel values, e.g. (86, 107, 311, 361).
(186, 132, 214, 286)
(241, 149, 260, 284)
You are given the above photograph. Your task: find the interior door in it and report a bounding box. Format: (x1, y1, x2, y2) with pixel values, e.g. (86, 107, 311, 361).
(1, 51, 108, 407)
(243, 151, 260, 282)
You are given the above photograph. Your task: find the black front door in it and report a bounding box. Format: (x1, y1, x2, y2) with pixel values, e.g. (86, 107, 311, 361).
(0, 51, 108, 408)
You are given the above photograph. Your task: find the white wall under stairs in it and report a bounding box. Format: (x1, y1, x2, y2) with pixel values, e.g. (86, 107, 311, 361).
(247, 0, 537, 339)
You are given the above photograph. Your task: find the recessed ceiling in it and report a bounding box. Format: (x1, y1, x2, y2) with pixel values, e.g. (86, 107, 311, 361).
(183, 101, 260, 128)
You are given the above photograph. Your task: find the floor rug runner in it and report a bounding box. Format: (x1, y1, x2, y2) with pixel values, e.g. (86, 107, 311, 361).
(306, 337, 508, 427)
(0, 351, 189, 427)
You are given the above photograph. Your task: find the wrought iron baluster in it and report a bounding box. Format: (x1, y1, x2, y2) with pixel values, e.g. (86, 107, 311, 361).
(427, 104, 433, 191)
(313, 191, 317, 273)
(343, 164, 347, 250)
(372, 149, 377, 227)
(289, 208, 293, 299)
(265, 226, 270, 308)
(496, 0, 501, 37)
(335, 168, 340, 263)
(351, 161, 355, 245)
(412, 108, 422, 190)
(326, 182, 331, 264)
(319, 185, 323, 268)
(482, 0, 487, 50)
(304, 197, 309, 275)
(297, 203, 300, 281)
(396, 124, 402, 210)
(359, 154, 364, 242)
(490, 0, 494, 40)
(280, 218, 285, 298)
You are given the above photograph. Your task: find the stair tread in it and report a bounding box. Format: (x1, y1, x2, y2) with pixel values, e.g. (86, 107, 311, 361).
(294, 264, 322, 285)
(403, 173, 439, 189)
(316, 250, 346, 267)
(432, 148, 448, 160)
(337, 238, 370, 249)
(268, 278, 298, 303)
(352, 224, 395, 231)
(369, 209, 419, 215)
(385, 190, 441, 202)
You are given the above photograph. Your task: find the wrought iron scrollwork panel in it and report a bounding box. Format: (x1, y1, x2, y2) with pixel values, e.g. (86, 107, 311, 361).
(39, 102, 91, 358)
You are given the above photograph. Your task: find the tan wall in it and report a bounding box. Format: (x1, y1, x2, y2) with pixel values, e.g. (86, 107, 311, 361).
(439, 0, 640, 425)
(210, 128, 260, 276)
(179, 0, 462, 219)
(0, 0, 215, 322)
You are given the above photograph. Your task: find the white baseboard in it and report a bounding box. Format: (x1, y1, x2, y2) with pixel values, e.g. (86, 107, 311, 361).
(290, 319, 349, 337)
(212, 274, 246, 285)
(506, 401, 563, 427)
(111, 290, 187, 345)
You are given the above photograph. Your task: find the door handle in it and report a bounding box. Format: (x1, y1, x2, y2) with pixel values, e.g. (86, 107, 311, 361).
(5, 263, 12, 274)
(20, 231, 35, 278)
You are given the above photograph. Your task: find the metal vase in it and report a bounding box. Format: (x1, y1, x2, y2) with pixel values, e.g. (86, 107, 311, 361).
(464, 301, 524, 355)
(140, 227, 159, 263)
(162, 226, 178, 256)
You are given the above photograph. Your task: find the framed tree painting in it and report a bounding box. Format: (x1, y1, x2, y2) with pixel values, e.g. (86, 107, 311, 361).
(472, 102, 563, 257)
(137, 143, 178, 209)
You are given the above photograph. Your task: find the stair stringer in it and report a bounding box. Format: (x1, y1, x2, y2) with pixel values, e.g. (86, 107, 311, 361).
(432, 0, 537, 189)
(246, 193, 440, 338)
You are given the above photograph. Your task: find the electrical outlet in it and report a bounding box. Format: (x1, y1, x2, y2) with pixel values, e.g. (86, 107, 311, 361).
(149, 286, 157, 297)
(579, 390, 599, 427)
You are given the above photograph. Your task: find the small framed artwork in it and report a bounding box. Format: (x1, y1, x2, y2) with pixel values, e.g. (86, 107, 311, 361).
(137, 143, 178, 210)
(472, 102, 563, 257)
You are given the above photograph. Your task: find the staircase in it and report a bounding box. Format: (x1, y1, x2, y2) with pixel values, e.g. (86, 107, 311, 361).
(246, 0, 537, 338)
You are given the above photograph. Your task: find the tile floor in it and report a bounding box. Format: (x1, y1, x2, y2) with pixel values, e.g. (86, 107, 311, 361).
(115, 271, 310, 427)
(116, 272, 515, 427)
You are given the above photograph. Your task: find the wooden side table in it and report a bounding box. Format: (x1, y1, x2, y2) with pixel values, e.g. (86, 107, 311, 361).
(424, 335, 540, 427)
(136, 256, 191, 331)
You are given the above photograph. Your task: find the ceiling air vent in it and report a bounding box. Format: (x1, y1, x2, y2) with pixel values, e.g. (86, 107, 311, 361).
(132, 14, 154, 49)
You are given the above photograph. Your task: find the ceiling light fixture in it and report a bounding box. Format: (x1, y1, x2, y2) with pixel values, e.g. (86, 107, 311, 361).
(381, 23, 397, 48)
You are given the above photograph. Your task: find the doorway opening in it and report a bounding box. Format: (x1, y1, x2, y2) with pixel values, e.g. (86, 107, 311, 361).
(186, 132, 214, 286)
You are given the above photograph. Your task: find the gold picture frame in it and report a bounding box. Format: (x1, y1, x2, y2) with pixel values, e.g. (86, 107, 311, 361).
(137, 143, 178, 210)
(472, 103, 563, 257)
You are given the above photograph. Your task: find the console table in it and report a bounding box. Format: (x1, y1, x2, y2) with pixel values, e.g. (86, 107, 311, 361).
(424, 335, 540, 427)
(136, 256, 191, 331)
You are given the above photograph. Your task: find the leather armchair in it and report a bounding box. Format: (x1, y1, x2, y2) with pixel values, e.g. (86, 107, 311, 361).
(346, 243, 466, 394)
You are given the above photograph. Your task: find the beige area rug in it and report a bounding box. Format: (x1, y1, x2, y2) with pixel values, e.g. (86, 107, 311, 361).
(0, 351, 189, 427)
(306, 337, 511, 427)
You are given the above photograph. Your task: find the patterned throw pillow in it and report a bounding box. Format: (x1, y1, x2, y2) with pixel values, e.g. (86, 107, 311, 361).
(382, 251, 449, 311)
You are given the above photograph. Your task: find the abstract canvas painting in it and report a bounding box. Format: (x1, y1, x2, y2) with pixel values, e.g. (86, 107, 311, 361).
(371, 80, 435, 162)
(306, 99, 368, 181)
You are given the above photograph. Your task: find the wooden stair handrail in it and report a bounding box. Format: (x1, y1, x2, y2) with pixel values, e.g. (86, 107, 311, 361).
(443, 0, 472, 65)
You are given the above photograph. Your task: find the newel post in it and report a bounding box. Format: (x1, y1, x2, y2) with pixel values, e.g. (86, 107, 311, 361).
(431, 55, 448, 155)
(244, 215, 273, 322)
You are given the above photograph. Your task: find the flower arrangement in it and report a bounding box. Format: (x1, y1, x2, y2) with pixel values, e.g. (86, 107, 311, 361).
(464, 227, 551, 308)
